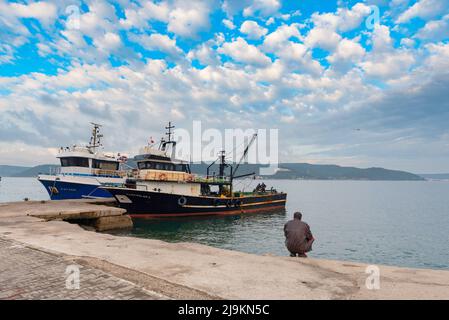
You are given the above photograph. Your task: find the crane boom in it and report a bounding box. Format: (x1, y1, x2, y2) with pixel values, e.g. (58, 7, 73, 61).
(233, 133, 257, 177)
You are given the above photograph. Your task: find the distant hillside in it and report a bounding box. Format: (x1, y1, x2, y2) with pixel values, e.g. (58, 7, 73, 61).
(419, 173, 449, 180)
(1, 162, 425, 181)
(267, 163, 424, 181)
(12, 164, 60, 177)
(0, 164, 59, 177)
(0, 165, 31, 177)
(189, 162, 424, 181)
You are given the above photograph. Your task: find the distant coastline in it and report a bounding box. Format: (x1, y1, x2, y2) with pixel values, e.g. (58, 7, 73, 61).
(0, 163, 428, 181)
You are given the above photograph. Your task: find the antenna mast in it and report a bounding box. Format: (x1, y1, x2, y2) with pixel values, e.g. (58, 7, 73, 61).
(160, 122, 177, 157)
(88, 122, 103, 153)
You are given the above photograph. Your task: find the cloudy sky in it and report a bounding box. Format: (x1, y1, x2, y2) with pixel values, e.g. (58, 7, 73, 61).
(0, 0, 448, 173)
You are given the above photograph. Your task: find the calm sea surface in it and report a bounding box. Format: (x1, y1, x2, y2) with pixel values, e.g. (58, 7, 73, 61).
(1, 177, 448, 270)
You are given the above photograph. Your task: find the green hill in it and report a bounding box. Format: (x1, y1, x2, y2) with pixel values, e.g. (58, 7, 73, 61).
(0, 165, 31, 177)
(0, 163, 425, 181)
(0, 165, 59, 177)
(12, 165, 60, 177)
(188, 162, 424, 181)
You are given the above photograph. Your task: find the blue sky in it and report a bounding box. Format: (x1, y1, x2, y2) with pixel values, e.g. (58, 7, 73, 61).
(0, 0, 449, 172)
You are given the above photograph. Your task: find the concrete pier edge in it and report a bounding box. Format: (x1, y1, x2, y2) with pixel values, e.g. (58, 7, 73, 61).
(1, 200, 449, 299)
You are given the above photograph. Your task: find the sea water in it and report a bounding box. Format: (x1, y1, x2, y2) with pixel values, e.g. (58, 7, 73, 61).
(1, 177, 448, 270)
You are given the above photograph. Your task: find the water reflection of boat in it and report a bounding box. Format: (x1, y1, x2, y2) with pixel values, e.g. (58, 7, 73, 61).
(103, 122, 287, 217)
(38, 123, 127, 200)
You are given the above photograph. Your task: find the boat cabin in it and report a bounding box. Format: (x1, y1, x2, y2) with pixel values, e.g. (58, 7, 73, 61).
(57, 147, 123, 178)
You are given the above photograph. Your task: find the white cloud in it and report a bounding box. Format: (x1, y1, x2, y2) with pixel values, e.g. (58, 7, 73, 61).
(304, 27, 342, 51)
(360, 25, 415, 79)
(187, 35, 223, 66)
(222, 19, 236, 30)
(371, 24, 393, 52)
(0, 44, 14, 64)
(400, 38, 416, 47)
(310, 3, 371, 32)
(120, 1, 170, 29)
(266, 17, 275, 25)
(167, 1, 212, 38)
(262, 24, 301, 52)
(415, 14, 449, 41)
(9, 1, 58, 26)
(360, 51, 415, 79)
(328, 38, 365, 65)
(219, 37, 272, 66)
(396, 0, 448, 23)
(243, 0, 281, 17)
(94, 32, 122, 52)
(129, 33, 183, 58)
(240, 20, 268, 40)
(304, 3, 371, 52)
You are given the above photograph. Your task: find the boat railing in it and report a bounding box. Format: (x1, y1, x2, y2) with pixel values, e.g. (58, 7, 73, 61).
(193, 175, 231, 184)
(57, 169, 126, 178)
(91, 169, 127, 177)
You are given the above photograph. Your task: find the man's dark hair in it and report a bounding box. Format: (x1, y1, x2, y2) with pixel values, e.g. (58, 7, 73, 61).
(293, 212, 302, 220)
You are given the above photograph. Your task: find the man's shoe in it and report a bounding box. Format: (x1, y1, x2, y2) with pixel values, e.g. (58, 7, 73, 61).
(290, 253, 296, 257)
(298, 253, 308, 258)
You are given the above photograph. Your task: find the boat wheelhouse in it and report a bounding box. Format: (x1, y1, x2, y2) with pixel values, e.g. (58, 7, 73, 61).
(38, 123, 127, 200)
(103, 122, 287, 217)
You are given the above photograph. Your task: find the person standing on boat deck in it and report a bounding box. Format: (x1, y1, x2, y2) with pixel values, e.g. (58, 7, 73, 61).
(284, 212, 314, 257)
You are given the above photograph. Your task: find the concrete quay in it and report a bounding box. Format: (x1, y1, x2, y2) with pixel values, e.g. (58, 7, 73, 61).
(1, 200, 449, 300)
(0, 199, 133, 231)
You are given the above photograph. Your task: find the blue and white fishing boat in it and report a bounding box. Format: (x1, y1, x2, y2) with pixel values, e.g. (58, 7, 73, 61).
(38, 123, 127, 200)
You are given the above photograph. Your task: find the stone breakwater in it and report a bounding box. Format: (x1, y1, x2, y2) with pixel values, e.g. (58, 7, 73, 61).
(1, 200, 449, 299)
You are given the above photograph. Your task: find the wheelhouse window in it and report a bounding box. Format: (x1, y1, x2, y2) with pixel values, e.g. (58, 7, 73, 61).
(60, 157, 89, 168)
(138, 161, 186, 172)
(92, 159, 119, 171)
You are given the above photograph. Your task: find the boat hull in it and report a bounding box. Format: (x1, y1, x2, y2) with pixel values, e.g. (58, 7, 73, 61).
(103, 187, 287, 217)
(38, 175, 121, 200)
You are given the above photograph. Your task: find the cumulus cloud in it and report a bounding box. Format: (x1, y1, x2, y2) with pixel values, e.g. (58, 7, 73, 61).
(396, 0, 448, 23)
(1, 1, 449, 171)
(218, 37, 271, 66)
(415, 14, 449, 41)
(304, 27, 342, 51)
(262, 23, 302, 51)
(310, 3, 371, 32)
(120, 1, 170, 29)
(360, 25, 415, 79)
(222, 19, 236, 30)
(304, 3, 371, 51)
(8, 1, 58, 26)
(239, 20, 268, 40)
(129, 33, 183, 59)
(242, 0, 281, 18)
(328, 38, 365, 72)
(167, 0, 213, 38)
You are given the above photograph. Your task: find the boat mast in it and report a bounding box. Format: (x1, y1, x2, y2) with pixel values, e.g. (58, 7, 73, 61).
(218, 150, 230, 195)
(88, 122, 103, 153)
(160, 121, 177, 158)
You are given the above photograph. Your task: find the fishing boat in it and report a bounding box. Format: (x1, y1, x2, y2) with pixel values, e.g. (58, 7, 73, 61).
(102, 123, 287, 217)
(38, 123, 127, 200)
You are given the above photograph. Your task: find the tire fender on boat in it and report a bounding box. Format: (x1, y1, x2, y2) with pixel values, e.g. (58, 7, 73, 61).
(159, 173, 168, 181)
(178, 196, 187, 206)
